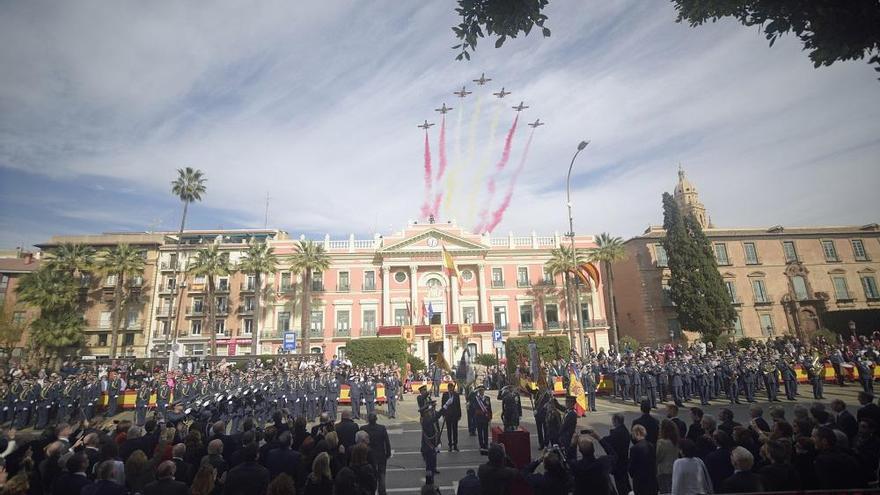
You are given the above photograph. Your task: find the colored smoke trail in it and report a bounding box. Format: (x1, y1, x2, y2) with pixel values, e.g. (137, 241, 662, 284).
(485, 128, 536, 232)
(473, 114, 519, 232)
(443, 102, 465, 216)
(467, 100, 503, 225)
(431, 115, 447, 217)
(420, 131, 433, 219)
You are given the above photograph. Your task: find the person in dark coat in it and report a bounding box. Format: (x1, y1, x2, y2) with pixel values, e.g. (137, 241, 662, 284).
(81, 461, 126, 495)
(832, 399, 858, 440)
(857, 392, 880, 426)
(666, 404, 687, 438)
(335, 410, 360, 449)
(51, 453, 92, 495)
(558, 396, 579, 459)
(170, 443, 193, 484)
(703, 430, 735, 493)
(265, 431, 302, 485)
(629, 425, 658, 495)
(812, 425, 867, 490)
(477, 443, 519, 495)
(686, 407, 706, 442)
(632, 400, 660, 446)
(223, 443, 270, 495)
(569, 434, 615, 495)
(720, 447, 764, 494)
(455, 469, 481, 495)
(143, 461, 189, 495)
(603, 413, 631, 495)
(757, 439, 801, 492)
(361, 413, 392, 495)
(441, 383, 462, 452)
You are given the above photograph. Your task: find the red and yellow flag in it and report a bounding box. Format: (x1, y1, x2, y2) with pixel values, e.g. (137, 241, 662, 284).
(441, 243, 460, 279)
(568, 371, 588, 416)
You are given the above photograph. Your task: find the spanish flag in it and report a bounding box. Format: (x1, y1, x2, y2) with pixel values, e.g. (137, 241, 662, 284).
(568, 370, 588, 416)
(441, 243, 460, 279)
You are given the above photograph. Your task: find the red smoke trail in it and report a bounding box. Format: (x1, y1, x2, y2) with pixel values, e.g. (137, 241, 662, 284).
(420, 130, 433, 219)
(431, 115, 447, 217)
(485, 128, 535, 232)
(474, 115, 519, 232)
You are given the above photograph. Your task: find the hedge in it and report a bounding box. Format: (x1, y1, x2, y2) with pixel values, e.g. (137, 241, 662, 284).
(346, 337, 408, 369)
(475, 353, 498, 367)
(504, 336, 570, 375)
(407, 353, 427, 373)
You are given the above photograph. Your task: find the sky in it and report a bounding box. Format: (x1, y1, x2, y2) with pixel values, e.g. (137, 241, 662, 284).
(1, 1, 878, 249)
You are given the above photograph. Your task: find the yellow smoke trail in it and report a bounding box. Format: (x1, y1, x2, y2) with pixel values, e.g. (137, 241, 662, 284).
(443, 101, 466, 217)
(466, 97, 502, 227)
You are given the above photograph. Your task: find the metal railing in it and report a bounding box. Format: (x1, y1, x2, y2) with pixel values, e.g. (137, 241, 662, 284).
(334, 328, 351, 337)
(491, 280, 505, 289)
(362, 283, 377, 291)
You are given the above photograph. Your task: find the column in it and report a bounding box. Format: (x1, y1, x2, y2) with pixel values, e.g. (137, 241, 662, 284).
(409, 265, 418, 323)
(477, 263, 488, 323)
(382, 266, 391, 325)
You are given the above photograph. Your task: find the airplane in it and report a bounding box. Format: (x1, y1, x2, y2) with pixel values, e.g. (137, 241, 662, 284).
(472, 73, 492, 85)
(493, 87, 511, 99)
(512, 101, 529, 112)
(453, 86, 472, 98)
(417, 120, 435, 130)
(434, 103, 453, 114)
(528, 119, 544, 128)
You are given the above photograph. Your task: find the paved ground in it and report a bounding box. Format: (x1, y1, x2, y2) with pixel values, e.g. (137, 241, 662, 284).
(17, 383, 867, 493)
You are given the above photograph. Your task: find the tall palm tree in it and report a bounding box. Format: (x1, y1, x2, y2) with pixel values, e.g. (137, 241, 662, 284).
(587, 233, 626, 347)
(45, 243, 96, 282)
(526, 281, 559, 332)
(98, 244, 146, 358)
(168, 167, 207, 356)
(290, 240, 330, 355)
(188, 245, 231, 357)
(545, 245, 587, 349)
(238, 239, 278, 355)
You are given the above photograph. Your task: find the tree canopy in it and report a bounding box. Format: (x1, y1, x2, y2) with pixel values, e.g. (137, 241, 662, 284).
(453, 0, 550, 60)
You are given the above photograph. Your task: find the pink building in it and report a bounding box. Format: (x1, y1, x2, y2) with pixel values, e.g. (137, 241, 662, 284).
(266, 222, 609, 364)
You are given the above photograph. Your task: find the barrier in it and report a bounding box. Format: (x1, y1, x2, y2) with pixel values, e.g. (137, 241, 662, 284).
(339, 383, 386, 405)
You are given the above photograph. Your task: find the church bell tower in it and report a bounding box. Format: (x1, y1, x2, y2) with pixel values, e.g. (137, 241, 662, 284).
(674, 165, 711, 229)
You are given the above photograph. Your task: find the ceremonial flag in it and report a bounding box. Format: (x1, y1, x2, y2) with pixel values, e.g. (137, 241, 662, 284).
(428, 301, 434, 322)
(568, 370, 588, 416)
(441, 243, 460, 279)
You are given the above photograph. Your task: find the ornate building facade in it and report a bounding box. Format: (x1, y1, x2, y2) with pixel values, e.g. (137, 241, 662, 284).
(612, 170, 880, 344)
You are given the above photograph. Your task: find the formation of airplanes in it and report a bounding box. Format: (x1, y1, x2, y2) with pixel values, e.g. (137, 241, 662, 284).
(417, 75, 544, 129)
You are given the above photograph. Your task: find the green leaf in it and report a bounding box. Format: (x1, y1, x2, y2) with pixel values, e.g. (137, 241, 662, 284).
(542, 27, 551, 37)
(495, 35, 506, 48)
(464, 51, 471, 60)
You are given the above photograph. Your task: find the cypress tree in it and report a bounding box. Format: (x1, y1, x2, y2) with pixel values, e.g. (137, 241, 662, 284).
(660, 192, 736, 340)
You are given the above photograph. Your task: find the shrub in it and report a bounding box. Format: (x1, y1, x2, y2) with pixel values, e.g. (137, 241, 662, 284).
(713, 333, 734, 349)
(618, 335, 639, 352)
(504, 336, 570, 375)
(475, 353, 498, 367)
(346, 337, 408, 369)
(812, 327, 838, 344)
(407, 353, 427, 373)
(736, 337, 756, 349)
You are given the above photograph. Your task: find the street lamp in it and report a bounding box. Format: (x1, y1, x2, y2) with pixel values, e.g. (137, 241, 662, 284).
(566, 140, 590, 357)
(849, 320, 857, 339)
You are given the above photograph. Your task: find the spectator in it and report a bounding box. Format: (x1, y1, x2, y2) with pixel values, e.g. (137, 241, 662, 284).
(633, 400, 659, 446)
(477, 443, 519, 495)
(687, 407, 705, 442)
(335, 411, 359, 450)
(303, 452, 333, 495)
(360, 413, 392, 495)
(522, 449, 569, 494)
(266, 473, 297, 495)
(171, 443, 192, 484)
(265, 431, 302, 484)
(604, 413, 631, 495)
(812, 425, 866, 489)
(666, 404, 687, 438)
(51, 453, 92, 495)
(629, 425, 658, 495)
(189, 465, 217, 495)
(720, 447, 763, 494)
(703, 431, 734, 493)
(757, 439, 800, 492)
(854, 419, 880, 485)
(656, 419, 680, 493)
(857, 392, 880, 426)
(455, 468, 480, 495)
(717, 409, 740, 437)
(349, 443, 377, 495)
(333, 467, 358, 495)
(569, 434, 614, 495)
(81, 461, 126, 495)
(124, 450, 155, 493)
(695, 415, 717, 459)
(143, 460, 188, 495)
(202, 439, 229, 481)
(670, 439, 712, 495)
(224, 443, 270, 495)
(831, 399, 858, 440)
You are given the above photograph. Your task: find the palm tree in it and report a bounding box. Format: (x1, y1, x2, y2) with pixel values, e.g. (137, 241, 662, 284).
(545, 245, 587, 349)
(290, 240, 330, 355)
(16, 266, 85, 363)
(526, 281, 559, 332)
(238, 239, 278, 355)
(168, 167, 207, 356)
(45, 243, 96, 282)
(98, 245, 146, 358)
(188, 245, 231, 357)
(587, 233, 626, 347)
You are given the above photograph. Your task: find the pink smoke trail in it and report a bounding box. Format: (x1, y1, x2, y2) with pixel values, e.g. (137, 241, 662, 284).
(474, 114, 519, 232)
(420, 130, 433, 219)
(485, 128, 536, 232)
(431, 115, 447, 217)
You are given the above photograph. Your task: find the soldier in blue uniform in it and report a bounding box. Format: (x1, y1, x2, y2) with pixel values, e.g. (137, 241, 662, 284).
(742, 362, 757, 403)
(363, 375, 377, 417)
(292, 375, 305, 418)
(670, 364, 684, 407)
(104, 369, 124, 417)
(470, 385, 492, 454)
(658, 365, 669, 403)
(643, 366, 657, 409)
(13, 379, 35, 429)
(156, 378, 171, 418)
(724, 360, 741, 404)
(805, 357, 825, 399)
(326, 372, 340, 420)
(761, 360, 780, 402)
(698, 364, 711, 406)
(35, 374, 59, 430)
(628, 362, 642, 405)
(581, 363, 598, 412)
(384, 374, 398, 419)
(135, 378, 153, 426)
(856, 357, 875, 394)
(780, 359, 798, 400)
(349, 374, 362, 420)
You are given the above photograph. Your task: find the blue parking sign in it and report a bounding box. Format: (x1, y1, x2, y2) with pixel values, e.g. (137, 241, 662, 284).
(283, 332, 296, 351)
(492, 330, 502, 342)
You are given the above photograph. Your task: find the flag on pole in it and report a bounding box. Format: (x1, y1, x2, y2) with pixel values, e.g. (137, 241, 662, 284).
(568, 370, 588, 416)
(421, 301, 428, 324)
(428, 301, 434, 322)
(441, 243, 460, 279)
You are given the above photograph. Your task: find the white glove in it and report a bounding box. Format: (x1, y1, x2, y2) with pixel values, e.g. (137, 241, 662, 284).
(445, 398, 454, 408)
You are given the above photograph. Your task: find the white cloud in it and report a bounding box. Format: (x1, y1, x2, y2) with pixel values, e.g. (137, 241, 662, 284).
(0, 1, 877, 246)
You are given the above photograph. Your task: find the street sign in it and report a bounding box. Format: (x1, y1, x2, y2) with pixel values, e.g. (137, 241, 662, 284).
(492, 330, 503, 342)
(283, 332, 297, 351)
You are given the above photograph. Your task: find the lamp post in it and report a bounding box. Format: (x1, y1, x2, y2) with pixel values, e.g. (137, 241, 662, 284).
(566, 140, 590, 357)
(848, 320, 857, 340)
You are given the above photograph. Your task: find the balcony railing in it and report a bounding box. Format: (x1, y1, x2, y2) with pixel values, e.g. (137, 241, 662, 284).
(238, 305, 255, 315)
(216, 283, 231, 293)
(519, 323, 535, 332)
(156, 308, 175, 317)
(334, 327, 351, 337)
(491, 280, 505, 289)
(309, 327, 324, 338)
(363, 283, 377, 291)
(187, 307, 205, 316)
(337, 284, 350, 292)
(279, 284, 294, 293)
(124, 320, 144, 331)
(361, 326, 377, 337)
(312, 282, 325, 292)
(546, 321, 561, 330)
(160, 262, 179, 271)
(517, 279, 530, 288)
(240, 283, 256, 292)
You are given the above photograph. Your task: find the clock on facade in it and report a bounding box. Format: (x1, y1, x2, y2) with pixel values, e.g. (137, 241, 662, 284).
(426, 236, 439, 247)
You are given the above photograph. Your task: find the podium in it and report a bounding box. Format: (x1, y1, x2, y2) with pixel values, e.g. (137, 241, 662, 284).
(490, 426, 531, 468)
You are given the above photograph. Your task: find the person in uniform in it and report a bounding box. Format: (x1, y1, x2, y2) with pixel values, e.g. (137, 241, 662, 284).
(499, 385, 522, 432)
(135, 378, 153, 426)
(363, 375, 377, 417)
(440, 382, 461, 451)
(105, 369, 124, 417)
(416, 384, 431, 411)
(642, 366, 657, 410)
(0, 382, 12, 424)
(857, 357, 875, 394)
(384, 374, 398, 419)
(470, 385, 492, 454)
(13, 379, 35, 429)
(349, 374, 362, 420)
(762, 360, 780, 402)
(582, 363, 599, 412)
(805, 357, 825, 400)
(670, 364, 684, 407)
(156, 377, 171, 418)
(35, 374, 58, 430)
(430, 362, 443, 398)
(326, 372, 340, 420)
(780, 359, 798, 400)
(419, 400, 446, 480)
(292, 375, 305, 418)
(534, 387, 550, 449)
